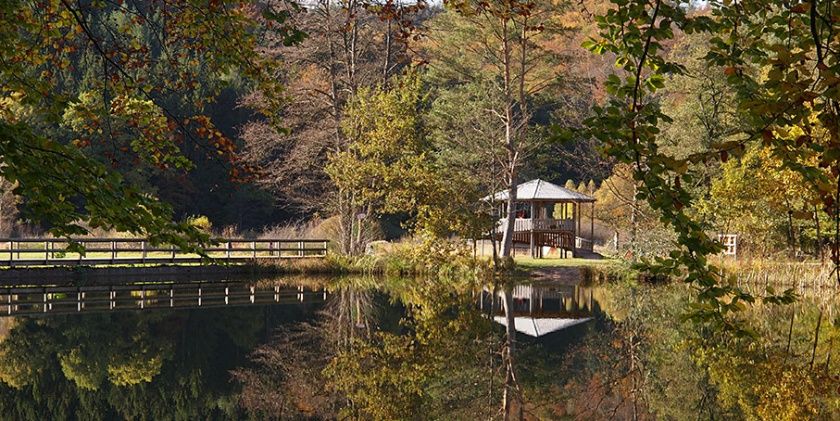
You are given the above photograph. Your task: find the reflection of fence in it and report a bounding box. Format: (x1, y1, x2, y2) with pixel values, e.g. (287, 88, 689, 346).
(0, 238, 329, 267)
(717, 234, 737, 258)
(0, 281, 328, 316)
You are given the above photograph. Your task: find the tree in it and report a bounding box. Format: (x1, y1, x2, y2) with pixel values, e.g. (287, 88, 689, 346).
(423, 3, 576, 415)
(325, 73, 430, 254)
(0, 0, 294, 245)
(426, 0, 570, 259)
(0, 177, 20, 236)
(239, 0, 425, 253)
(581, 0, 815, 329)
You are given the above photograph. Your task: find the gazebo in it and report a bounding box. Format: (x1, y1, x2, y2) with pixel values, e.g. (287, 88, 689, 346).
(487, 179, 596, 258)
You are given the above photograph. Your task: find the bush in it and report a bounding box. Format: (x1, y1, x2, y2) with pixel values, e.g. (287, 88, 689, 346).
(186, 215, 212, 233)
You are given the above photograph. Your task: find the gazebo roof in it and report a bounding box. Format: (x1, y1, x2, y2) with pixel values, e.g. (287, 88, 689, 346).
(487, 179, 595, 202)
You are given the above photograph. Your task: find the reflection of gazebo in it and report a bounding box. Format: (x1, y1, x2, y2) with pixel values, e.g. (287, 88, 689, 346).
(482, 283, 598, 338)
(487, 179, 595, 258)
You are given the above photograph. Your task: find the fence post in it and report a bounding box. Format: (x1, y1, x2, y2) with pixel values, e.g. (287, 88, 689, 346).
(171, 244, 176, 262)
(111, 241, 116, 263)
(298, 241, 304, 258)
(141, 240, 146, 263)
(226, 242, 231, 259)
(44, 241, 48, 264)
(252, 241, 256, 258)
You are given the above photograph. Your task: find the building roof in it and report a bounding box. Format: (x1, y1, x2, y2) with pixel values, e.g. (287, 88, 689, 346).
(486, 179, 595, 202)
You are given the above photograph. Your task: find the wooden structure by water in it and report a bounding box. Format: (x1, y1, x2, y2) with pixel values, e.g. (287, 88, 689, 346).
(488, 179, 596, 258)
(0, 281, 328, 316)
(0, 238, 328, 267)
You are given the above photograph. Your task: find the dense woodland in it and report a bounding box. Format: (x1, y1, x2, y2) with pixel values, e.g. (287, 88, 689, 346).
(0, 0, 835, 261)
(2, 0, 840, 419)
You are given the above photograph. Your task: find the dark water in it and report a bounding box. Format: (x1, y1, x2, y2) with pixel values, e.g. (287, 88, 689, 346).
(0, 275, 603, 420)
(1, 274, 836, 419)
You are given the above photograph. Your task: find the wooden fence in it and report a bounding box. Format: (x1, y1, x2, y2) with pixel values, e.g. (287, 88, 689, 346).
(0, 238, 329, 267)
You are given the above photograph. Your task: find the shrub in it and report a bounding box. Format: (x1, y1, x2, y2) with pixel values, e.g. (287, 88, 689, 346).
(186, 215, 212, 233)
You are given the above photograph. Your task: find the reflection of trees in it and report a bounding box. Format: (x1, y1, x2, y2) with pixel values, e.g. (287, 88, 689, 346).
(235, 275, 504, 419)
(0, 306, 275, 419)
(324, 286, 377, 349)
(537, 282, 840, 420)
(234, 278, 381, 419)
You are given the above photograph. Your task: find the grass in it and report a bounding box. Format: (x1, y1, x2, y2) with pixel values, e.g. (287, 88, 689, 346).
(514, 257, 617, 269)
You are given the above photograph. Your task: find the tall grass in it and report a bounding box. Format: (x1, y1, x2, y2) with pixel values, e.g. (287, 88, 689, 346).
(716, 258, 838, 294)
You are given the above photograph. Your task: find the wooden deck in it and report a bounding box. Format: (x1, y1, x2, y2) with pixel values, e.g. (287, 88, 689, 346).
(496, 218, 593, 257)
(0, 238, 328, 267)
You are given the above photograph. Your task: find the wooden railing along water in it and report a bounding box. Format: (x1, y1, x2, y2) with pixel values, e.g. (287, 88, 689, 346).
(0, 238, 328, 267)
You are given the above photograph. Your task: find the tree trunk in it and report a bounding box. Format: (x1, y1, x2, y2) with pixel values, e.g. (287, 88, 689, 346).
(498, 17, 518, 260)
(499, 181, 518, 258)
(815, 205, 824, 262)
(630, 182, 638, 260)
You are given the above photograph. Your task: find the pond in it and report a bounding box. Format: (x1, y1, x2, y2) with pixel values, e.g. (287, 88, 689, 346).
(0, 271, 836, 419)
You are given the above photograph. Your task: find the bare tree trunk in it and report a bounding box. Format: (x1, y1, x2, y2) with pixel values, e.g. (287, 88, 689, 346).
(630, 182, 638, 260)
(815, 205, 824, 262)
(383, 17, 392, 83)
(500, 182, 518, 258)
(498, 17, 518, 260)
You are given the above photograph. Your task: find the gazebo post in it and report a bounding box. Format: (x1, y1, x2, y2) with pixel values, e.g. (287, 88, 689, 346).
(575, 202, 580, 256)
(529, 201, 536, 258)
(590, 202, 595, 250)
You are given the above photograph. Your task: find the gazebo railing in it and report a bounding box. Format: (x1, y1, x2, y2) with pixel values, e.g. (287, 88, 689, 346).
(498, 218, 575, 233)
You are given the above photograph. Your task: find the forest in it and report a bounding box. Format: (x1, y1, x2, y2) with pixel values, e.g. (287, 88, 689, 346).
(1, 0, 840, 419)
(0, 0, 835, 262)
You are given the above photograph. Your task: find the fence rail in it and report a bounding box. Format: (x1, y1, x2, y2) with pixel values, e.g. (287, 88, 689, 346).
(0, 238, 329, 267)
(575, 236, 593, 252)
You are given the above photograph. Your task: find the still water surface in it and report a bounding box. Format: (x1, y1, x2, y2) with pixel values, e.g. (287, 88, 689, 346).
(0, 274, 604, 419)
(6, 273, 832, 419)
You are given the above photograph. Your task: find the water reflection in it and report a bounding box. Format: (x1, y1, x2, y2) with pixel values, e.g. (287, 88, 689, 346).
(0, 275, 331, 419)
(0, 281, 328, 316)
(482, 282, 603, 338)
(7, 272, 792, 420)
